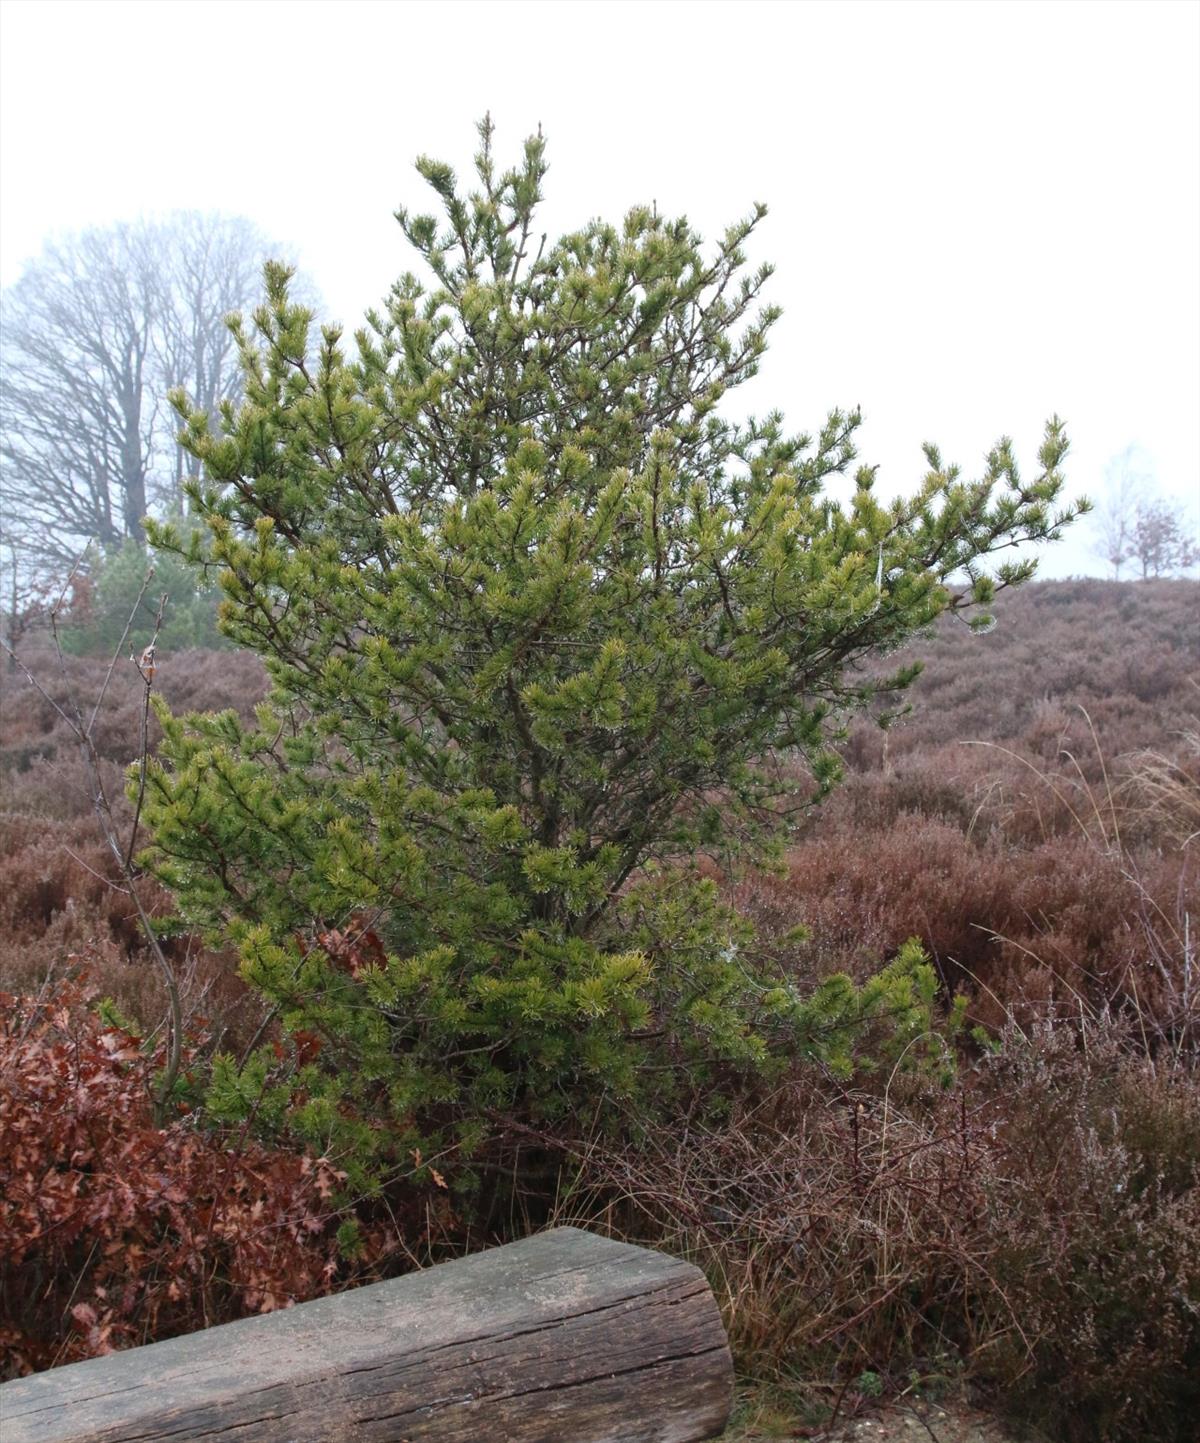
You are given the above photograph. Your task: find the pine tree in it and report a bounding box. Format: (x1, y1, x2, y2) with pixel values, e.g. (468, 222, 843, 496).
(143, 122, 1082, 1178)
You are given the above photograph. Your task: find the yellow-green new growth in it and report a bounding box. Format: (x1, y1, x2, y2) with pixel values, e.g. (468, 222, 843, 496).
(143, 120, 1081, 1177)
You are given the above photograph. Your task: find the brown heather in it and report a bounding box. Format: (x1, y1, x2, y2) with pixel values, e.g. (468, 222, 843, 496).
(0, 642, 269, 1048)
(734, 578, 1200, 1051)
(1, 579, 1197, 1439)
(552, 1020, 1200, 1443)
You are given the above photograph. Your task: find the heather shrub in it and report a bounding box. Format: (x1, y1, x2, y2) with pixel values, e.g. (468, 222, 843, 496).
(883, 579, 1198, 754)
(0, 642, 270, 1047)
(0, 751, 126, 821)
(735, 579, 1199, 1043)
(0, 812, 263, 1055)
(555, 1017, 1200, 1443)
(3, 550, 1196, 1407)
(1, 641, 267, 786)
(982, 1027, 1200, 1442)
(735, 815, 1193, 1035)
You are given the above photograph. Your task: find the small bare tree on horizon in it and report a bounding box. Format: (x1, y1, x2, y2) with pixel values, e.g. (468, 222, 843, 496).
(1092, 444, 1198, 579)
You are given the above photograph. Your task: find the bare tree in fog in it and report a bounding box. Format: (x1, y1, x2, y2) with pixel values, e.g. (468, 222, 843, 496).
(154, 215, 273, 509)
(2, 224, 159, 560)
(1130, 495, 1199, 579)
(0, 215, 297, 568)
(1092, 445, 1147, 580)
(1091, 446, 1199, 580)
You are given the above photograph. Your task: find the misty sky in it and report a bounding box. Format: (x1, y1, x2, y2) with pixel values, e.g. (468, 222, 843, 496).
(1, 0, 1197, 578)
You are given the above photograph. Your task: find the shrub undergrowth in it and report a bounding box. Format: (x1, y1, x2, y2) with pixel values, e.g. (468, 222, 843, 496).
(0, 979, 401, 1378)
(2, 579, 1196, 1436)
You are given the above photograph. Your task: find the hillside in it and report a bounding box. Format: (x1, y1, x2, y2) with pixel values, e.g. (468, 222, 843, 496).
(2, 577, 1197, 1439)
(4, 578, 1194, 1023)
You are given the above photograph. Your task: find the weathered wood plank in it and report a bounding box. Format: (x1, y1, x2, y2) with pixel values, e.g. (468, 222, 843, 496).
(0, 1227, 733, 1442)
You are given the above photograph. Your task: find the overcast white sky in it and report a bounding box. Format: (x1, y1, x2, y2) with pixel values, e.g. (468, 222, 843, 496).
(1, 0, 1197, 577)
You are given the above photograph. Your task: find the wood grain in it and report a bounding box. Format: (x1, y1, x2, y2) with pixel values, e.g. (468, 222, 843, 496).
(0, 1227, 733, 1442)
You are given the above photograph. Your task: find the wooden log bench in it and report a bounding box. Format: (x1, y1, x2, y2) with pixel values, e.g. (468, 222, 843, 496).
(0, 1227, 733, 1442)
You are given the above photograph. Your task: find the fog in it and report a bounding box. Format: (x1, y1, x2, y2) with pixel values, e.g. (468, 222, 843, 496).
(1, 0, 1197, 578)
